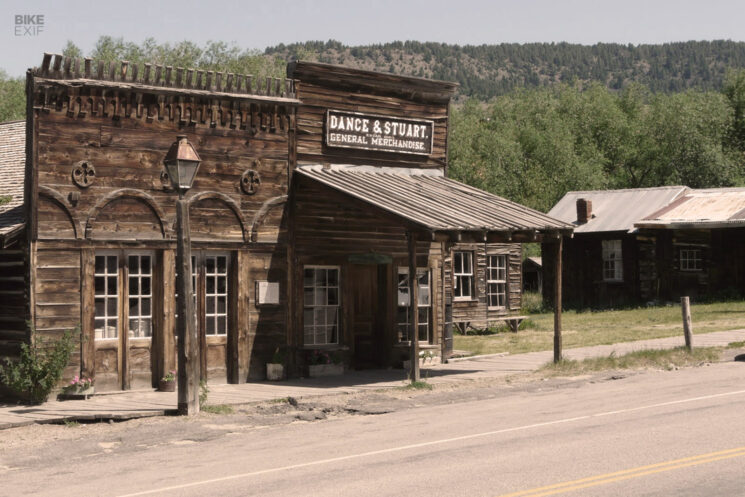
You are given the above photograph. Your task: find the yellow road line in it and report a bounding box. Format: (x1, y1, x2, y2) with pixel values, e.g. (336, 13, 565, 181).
(497, 446, 745, 497)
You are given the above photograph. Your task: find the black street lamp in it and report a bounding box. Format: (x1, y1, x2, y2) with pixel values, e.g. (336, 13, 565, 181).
(164, 135, 201, 415)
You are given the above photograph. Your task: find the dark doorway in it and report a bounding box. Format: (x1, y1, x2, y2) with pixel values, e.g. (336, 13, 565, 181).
(349, 264, 387, 368)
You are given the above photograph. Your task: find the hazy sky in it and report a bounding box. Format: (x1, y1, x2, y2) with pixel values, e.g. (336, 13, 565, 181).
(3, 0, 744, 76)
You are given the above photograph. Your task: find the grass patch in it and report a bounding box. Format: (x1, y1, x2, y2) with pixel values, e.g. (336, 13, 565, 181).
(201, 404, 234, 415)
(539, 346, 721, 376)
(455, 300, 745, 356)
(727, 341, 745, 349)
(63, 419, 79, 428)
(269, 397, 289, 404)
(401, 380, 433, 390)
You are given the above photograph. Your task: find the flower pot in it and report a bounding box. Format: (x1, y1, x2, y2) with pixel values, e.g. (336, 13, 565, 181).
(266, 363, 284, 381)
(59, 386, 95, 400)
(308, 363, 344, 377)
(158, 379, 176, 392)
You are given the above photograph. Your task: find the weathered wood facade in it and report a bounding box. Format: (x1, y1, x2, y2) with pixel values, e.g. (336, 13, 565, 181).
(3, 56, 570, 393)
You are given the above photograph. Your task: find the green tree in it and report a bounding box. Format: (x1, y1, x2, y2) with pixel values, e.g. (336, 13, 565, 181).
(0, 71, 25, 122)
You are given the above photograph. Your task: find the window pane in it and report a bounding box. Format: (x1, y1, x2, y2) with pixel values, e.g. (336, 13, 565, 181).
(304, 269, 314, 286)
(217, 256, 227, 273)
(314, 308, 326, 327)
(129, 297, 138, 316)
(217, 296, 226, 314)
(327, 288, 338, 306)
(95, 256, 105, 273)
(217, 317, 226, 334)
(454, 253, 462, 273)
(95, 298, 105, 316)
(327, 269, 338, 287)
(206, 257, 215, 274)
(315, 269, 326, 287)
(142, 298, 151, 316)
(129, 256, 138, 273)
(107, 256, 117, 273)
(95, 277, 105, 295)
(107, 298, 117, 316)
(107, 277, 117, 293)
(217, 276, 226, 294)
(206, 317, 215, 335)
(129, 277, 139, 296)
(304, 287, 314, 306)
(206, 296, 215, 314)
(206, 276, 215, 294)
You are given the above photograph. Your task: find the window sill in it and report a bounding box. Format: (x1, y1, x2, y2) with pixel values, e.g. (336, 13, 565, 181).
(394, 342, 438, 349)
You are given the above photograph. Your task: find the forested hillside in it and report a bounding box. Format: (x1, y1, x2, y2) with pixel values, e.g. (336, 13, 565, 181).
(2, 37, 745, 213)
(266, 40, 745, 99)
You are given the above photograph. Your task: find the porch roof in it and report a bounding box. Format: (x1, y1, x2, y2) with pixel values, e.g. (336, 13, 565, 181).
(296, 166, 571, 235)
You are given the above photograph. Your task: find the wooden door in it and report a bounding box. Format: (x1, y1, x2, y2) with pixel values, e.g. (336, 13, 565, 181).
(350, 264, 383, 368)
(93, 252, 153, 390)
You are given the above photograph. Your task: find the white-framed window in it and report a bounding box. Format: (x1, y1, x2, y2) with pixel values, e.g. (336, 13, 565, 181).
(397, 267, 431, 342)
(602, 239, 623, 282)
(127, 254, 152, 338)
(204, 254, 228, 336)
(303, 266, 340, 346)
(680, 248, 702, 271)
(487, 255, 507, 309)
(94, 254, 119, 340)
(453, 251, 473, 300)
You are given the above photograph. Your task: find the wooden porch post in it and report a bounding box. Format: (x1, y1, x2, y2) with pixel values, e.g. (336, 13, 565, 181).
(407, 231, 420, 382)
(553, 234, 563, 363)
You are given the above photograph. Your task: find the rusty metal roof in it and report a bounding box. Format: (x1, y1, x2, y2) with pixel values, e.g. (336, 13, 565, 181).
(548, 186, 688, 233)
(0, 121, 26, 244)
(637, 187, 745, 229)
(297, 166, 571, 233)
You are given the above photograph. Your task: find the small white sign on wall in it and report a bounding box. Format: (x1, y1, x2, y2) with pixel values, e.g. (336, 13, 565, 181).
(256, 280, 280, 305)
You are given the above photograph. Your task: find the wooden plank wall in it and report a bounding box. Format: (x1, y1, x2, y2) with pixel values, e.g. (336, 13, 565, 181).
(33, 248, 81, 379)
(446, 243, 522, 329)
(292, 175, 442, 366)
(0, 249, 28, 359)
(30, 78, 294, 387)
(290, 63, 452, 171)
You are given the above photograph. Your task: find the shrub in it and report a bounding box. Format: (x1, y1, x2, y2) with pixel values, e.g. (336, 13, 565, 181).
(0, 326, 80, 404)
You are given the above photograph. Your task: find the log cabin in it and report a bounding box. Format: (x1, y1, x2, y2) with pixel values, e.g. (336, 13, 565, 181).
(545, 186, 745, 308)
(0, 55, 571, 393)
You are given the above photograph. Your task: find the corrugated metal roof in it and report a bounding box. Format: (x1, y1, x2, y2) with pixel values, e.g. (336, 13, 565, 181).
(297, 166, 571, 233)
(637, 187, 745, 228)
(548, 186, 688, 233)
(0, 121, 26, 240)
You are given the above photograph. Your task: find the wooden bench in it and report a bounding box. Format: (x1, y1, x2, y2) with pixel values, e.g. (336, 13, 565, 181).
(503, 315, 527, 333)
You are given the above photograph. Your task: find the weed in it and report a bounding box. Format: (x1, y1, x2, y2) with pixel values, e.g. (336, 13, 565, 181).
(63, 419, 79, 428)
(201, 404, 234, 415)
(199, 380, 209, 408)
(403, 380, 433, 390)
(727, 341, 745, 349)
(539, 346, 721, 376)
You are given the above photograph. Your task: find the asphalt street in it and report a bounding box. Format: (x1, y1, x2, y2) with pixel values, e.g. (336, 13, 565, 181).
(5, 360, 745, 497)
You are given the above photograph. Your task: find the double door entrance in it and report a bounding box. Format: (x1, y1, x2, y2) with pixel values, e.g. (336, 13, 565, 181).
(93, 250, 231, 390)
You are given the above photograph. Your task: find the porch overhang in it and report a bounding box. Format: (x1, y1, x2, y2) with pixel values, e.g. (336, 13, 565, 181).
(295, 166, 573, 240)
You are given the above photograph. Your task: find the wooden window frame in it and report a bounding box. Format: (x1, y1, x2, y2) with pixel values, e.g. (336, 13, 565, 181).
(602, 239, 623, 282)
(486, 254, 508, 310)
(126, 252, 153, 339)
(396, 267, 431, 343)
(203, 253, 229, 337)
(680, 248, 702, 272)
(453, 251, 474, 301)
(303, 265, 341, 346)
(94, 252, 120, 340)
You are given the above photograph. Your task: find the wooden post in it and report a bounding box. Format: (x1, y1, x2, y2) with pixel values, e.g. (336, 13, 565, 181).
(176, 197, 200, 415)
(681, 296, 693, 351)
(407, 231, 420, 382)
(553, 235, 563, 363)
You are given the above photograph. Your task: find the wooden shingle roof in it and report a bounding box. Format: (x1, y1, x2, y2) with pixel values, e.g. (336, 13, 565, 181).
(0, 121, 25, 244)
(297, 167, 571, 234)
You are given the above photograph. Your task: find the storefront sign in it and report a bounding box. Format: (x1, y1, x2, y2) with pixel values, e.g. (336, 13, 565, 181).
(326, 110, 433, 156)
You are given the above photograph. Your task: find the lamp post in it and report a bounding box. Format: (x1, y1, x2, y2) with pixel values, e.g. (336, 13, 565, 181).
(164, 135, 201, 415)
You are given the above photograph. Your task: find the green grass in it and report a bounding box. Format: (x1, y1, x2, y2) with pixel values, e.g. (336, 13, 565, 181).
(539, 346, 721, 376)
(62, 419, 79, 428)
(455, 300, 745, 356)
(201, 404, 234, 415)
(400, 380, 433, 390)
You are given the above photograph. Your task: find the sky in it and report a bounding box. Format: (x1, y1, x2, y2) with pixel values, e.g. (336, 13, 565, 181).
(2, 0, 745, 76)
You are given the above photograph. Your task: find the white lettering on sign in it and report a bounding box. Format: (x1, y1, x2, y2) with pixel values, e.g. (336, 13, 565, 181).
(325, 110, 433, 156)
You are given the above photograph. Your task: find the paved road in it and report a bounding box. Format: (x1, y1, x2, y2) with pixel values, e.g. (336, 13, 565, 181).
(5, 359, 745, 496)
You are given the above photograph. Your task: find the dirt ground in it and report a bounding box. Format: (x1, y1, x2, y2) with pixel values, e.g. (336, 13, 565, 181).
(2, 348, 742, 475)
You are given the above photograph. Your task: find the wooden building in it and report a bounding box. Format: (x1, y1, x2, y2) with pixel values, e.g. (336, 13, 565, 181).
(545, 186, 745, 308)
(1, 55, 570, 393)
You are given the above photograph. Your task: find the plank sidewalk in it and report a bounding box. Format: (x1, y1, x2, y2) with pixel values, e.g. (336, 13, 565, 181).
(2, 329, 744, 430)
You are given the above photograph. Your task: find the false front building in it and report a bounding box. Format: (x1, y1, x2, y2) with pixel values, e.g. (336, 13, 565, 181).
(1, 56, 570, 392)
